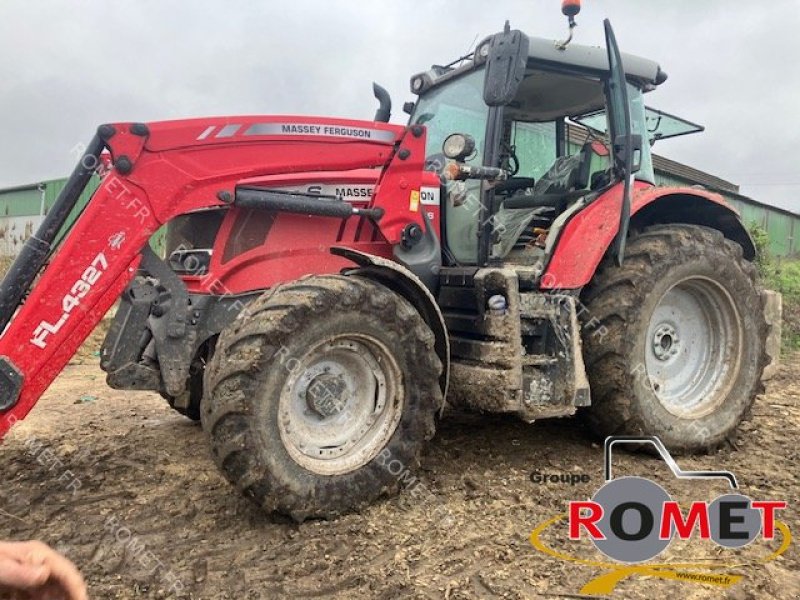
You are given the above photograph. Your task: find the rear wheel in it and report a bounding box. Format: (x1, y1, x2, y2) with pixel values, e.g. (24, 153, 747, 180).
(202, 275, 442, 520)
(581, 225, 767, 453)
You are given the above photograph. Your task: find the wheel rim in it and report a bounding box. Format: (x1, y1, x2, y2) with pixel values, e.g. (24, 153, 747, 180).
(644, 276, 742, 418)
(278, 334, 404, 476)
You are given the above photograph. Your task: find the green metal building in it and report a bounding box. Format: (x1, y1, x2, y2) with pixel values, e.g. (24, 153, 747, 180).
(651, 154, 797, 257)
(0, 178, 99, 257)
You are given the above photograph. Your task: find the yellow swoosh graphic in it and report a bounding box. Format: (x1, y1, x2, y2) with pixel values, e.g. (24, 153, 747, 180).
(530, 514, 792, 595)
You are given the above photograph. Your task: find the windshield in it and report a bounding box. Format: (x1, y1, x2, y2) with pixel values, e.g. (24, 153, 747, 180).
(411, 69, 488, 263)
(412, 69, 487, 159)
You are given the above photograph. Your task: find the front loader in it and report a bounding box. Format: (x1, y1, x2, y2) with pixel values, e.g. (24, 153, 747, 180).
(0, 7, 772, 519)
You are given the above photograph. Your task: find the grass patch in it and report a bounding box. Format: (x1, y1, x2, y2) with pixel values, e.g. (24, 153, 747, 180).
(749, 223, 800, 352)
(765, 261, 800, 352)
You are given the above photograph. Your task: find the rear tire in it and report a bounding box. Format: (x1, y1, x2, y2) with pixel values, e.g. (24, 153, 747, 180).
(581, 225, 767, 453)
(201, 275, 442, 520)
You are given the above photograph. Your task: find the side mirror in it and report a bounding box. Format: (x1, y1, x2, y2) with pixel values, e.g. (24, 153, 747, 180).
(482, 23, 530, 107)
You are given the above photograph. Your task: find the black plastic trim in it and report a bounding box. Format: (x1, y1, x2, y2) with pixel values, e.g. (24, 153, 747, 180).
(0, 356, 23, 411)
(236, 188, 384, 221)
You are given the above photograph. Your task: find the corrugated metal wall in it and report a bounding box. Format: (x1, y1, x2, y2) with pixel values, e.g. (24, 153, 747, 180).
(0, 186, 43, 256)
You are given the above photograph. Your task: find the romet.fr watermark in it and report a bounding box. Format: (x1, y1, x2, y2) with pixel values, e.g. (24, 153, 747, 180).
(104, 516, 184, 595)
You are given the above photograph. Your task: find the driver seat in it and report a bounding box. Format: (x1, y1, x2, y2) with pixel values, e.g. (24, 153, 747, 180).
(495, 143, 593, 260)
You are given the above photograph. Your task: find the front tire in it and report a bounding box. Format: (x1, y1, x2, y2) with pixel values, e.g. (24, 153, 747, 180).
(581, 225, 767, 453)
(202, 275, 442, 520)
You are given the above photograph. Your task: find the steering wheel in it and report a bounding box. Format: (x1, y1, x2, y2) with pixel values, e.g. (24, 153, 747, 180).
(500, 141, 520, 177)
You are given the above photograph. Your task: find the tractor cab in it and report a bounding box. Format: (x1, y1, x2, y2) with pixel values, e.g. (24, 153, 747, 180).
(408, 21, 669, 267)
(401, 17, 757, 427)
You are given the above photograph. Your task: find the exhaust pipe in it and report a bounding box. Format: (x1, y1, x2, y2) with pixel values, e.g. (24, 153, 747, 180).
(372, 83, 392, 123)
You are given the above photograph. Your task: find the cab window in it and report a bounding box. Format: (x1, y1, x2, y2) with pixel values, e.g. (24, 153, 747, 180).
(411, 69, 488, 264)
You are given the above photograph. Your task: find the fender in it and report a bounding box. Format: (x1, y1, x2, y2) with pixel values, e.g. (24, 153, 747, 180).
(541, 183, 756, 290)
(331, 247, 450, 404)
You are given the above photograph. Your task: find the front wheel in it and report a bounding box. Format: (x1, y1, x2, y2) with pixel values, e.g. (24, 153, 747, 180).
(201, 275, 442, 520)
(581, 225, 767, 453)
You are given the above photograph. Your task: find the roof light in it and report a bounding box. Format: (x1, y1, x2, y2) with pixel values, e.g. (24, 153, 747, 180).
(562, 0, 581, 17)
(556, 0, 580, 49)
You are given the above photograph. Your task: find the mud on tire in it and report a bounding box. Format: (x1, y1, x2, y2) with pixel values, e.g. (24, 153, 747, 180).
(201, 275, 442, 520)
(580, 224, 767, 453)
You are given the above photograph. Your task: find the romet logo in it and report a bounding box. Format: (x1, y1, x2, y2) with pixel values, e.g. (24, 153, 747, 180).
(530, 436, 791, 595)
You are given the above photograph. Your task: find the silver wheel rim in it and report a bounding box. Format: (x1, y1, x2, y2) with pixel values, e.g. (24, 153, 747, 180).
(278, 334, 404, 476)
(644, 276, 742, 418)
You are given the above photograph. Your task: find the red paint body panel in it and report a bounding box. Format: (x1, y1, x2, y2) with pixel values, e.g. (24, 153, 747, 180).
(239, 168, 381, 188)
(0, 116, 431, 436)
(541, 182, 740, 290)
(142, 116, 403, 153)
(183, 168, 441, 296)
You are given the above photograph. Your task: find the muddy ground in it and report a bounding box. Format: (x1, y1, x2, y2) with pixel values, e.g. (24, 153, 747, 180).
(0, 345, 798, 599)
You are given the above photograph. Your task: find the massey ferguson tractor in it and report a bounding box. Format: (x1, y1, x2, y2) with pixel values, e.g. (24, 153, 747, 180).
(0, 6, 770, 520)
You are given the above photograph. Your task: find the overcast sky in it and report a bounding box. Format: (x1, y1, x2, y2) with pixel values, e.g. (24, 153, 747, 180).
(0, 1, 797, 212)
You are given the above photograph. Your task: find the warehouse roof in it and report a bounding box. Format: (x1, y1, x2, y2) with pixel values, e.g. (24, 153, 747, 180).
(0, 182, 44, 194)
(565, 123, 798, 218)
(651, 153, 739, 195)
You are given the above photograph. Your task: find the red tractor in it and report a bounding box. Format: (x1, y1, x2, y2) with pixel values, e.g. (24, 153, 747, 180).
(0, 13, 769, 520)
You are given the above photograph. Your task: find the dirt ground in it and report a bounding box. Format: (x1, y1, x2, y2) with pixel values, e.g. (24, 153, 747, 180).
(1, 345, 798, 599)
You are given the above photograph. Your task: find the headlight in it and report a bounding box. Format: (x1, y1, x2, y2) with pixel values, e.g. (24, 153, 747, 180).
(442, 133, 476, 161)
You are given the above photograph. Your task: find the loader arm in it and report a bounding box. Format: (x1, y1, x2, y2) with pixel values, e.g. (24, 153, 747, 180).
(0, 116, 428, 437)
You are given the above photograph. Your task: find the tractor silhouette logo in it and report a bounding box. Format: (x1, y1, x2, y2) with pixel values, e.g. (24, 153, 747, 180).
(530, 436, 791, 595)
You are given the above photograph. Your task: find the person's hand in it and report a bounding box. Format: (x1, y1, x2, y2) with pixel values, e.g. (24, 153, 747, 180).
(0, 541, 87, 600)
